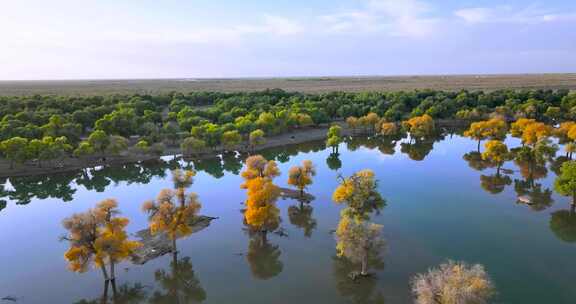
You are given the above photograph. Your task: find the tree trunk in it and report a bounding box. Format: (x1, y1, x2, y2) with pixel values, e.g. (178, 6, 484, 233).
(477, 139, 481, 152)
(496, 164, 501, 177)
(260, 230, 268, 246)
(360, 251, 368, 276)
(100, 280, 109, 304)
(100, 265, 110, 282)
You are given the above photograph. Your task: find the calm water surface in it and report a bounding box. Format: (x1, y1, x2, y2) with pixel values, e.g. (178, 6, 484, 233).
(1, 133, 575, 304)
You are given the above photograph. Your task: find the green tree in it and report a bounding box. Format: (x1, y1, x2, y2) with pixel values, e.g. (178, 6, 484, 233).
(181, 137, 206, 157)
(248, 129, 266, 152)
(88, 130, 110, 156)
(326, 125, 343, 153)
(554, 161, 576, 208)
(1, 137, 29, 169)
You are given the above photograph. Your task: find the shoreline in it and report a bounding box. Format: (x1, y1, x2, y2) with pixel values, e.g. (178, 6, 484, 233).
(0, 119, 469, 179)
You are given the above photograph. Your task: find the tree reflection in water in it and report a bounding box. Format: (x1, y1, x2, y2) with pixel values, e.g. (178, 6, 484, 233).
(550, 207, 576, 243)
(513, 160, 554, 211)
(463, 151, 496, 171)
(332, 255, 386, 304)
(480, 174, 512, 195)
(73, 282, 148, 304)
(149, 256, 207, 304)
(246, 235, 283, 280)
(288, 200, 317, 238)
(326, 153, 342, 172)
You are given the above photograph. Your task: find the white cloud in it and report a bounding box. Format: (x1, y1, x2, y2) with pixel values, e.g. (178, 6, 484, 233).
(454, 8, 491, 24)
(454, 5, 576, 25)
(319, 0, 438, 38)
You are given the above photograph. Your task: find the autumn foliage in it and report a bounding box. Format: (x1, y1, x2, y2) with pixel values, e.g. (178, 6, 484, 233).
(62, 199, 140, 282)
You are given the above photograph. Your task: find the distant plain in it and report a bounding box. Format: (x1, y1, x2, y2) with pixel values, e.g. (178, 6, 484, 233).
(1, 74, 575, 96)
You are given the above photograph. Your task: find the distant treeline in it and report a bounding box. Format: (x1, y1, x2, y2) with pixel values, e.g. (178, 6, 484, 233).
(0, 89, 574, 166)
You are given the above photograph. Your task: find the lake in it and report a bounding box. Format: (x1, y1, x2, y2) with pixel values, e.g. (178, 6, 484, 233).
(1, 131, 575, 304)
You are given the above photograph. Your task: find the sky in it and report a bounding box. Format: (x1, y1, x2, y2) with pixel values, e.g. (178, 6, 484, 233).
(1, 0, 575, 80)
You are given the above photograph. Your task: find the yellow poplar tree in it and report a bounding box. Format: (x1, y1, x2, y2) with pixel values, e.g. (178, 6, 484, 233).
(142, 170, 201, 258)
(62, 199, 140, 289)
(332, 169, 385, 220)
(482, 140, 510, 175)
(287, 160, 316, 198)
(402, 114, 435, 141)
(241, 155, 281, 243)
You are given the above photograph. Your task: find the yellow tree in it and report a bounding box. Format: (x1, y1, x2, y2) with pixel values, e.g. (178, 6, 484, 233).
(62, 199, 140, 292)
(482, 140, 510, 176)
(287, 160, 316, 198)
(521, 122, 551, 147)
(241, 155, 281, 243)
(380, 122, 398, 137)
(402, 114, 435, 142)
(411, 260, 495, 304)
(171, 169, 195, 207)
(346, 117, 359, 135)
(554, 121, 576, 143)
(332, 169, 385, 220)
(464, 118, 507, 152)
(241, 155, 280, 182)
(142, 172, 202, 260)
(335, 214, 384, 277)
(365, 113, 380, 134)
(510, 118, 536, 139)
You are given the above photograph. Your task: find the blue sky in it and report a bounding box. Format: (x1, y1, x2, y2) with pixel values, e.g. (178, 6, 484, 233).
(1, 0, 575, 80)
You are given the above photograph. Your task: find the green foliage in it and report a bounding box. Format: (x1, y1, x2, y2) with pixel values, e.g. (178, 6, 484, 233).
(554, 161, 576, 205)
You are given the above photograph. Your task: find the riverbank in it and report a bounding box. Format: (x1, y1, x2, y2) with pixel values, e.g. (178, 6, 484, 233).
(0, 119, 469, 178)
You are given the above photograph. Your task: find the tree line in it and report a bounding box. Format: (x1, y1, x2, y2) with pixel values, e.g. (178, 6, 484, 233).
(2, 88, 575, 170)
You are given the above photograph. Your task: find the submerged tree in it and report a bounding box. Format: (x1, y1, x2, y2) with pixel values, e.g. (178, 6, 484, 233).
(62, 199, 141, 295)
(464, 118, 507, 152)
(287, 160, 316, 198)
(411, 260, 495, 304)
(241, 155, 281, 243)
(335, 214, 385, 277)
(402, 114, 435, 142)
(326, 125, 343, 153)
(142, 170, 202, 260)
(482, 140, 510, 176)
(142, 189, 201, 257)
(333, 169, 386, 220)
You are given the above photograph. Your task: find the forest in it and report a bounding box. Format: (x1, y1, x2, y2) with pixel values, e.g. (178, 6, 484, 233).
(1, 89, 575, 172)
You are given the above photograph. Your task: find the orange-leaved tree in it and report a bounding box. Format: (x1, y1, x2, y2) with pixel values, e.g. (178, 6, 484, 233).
(142, 170, 201, 259)
(241, 155, 281, 243)
(62, 199, 140, 289)
(287, 160, 316, 198)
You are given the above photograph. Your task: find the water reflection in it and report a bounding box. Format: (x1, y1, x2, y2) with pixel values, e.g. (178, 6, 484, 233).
(149, 256, 207, 304)
(480, 174, 512, 195)
(549, 208, 576, 243)
(288, 201, 317, 238)
(326, 153, 342, 171)
(246, 236, 283, 280)
(463, 151, 495, 171)
(73, 282, 148, 304)
(332, 256, 386, 304)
